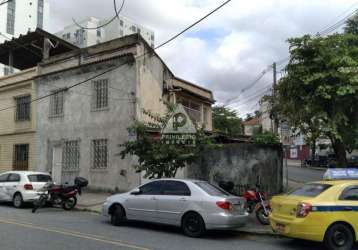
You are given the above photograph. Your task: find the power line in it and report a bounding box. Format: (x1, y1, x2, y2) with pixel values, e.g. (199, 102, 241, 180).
(0, 0, 232, 114)
(72, 0, 125, 30)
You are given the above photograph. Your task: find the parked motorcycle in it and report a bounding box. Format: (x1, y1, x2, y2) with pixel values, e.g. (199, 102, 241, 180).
(243, 185, 271, 225)
(32, 177, 88, 213)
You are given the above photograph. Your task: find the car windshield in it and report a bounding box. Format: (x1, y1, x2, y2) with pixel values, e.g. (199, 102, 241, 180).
(28, 174, 52, 182)
(195, 182, 230, 196)
(288, 183, 332, 197)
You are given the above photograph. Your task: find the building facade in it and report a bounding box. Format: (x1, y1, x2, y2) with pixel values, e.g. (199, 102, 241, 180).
(33, 34, 213, 191)
(56, 16, 155, 48)
(0, 0, 49, 75)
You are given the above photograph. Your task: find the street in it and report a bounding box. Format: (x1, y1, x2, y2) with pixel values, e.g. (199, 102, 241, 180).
(0, 203, 350, 250)
(287, 162, 325, 183)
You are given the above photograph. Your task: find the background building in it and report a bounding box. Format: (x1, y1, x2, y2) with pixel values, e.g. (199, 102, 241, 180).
(0, 0, 49, 75)
(56, 16, 155, 48)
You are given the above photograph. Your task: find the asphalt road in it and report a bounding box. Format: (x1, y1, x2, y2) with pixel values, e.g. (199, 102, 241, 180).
(0, 204, 357, 250)
(287, 164, 325, 183)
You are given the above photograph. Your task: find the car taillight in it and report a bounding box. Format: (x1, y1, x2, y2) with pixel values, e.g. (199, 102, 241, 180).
(296, 202, 312, 218)
(24, 184, 33, 190)
(216, 201, 233, 211)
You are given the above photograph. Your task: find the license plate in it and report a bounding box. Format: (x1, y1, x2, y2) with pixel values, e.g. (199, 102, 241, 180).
(276, 223, 285, 233)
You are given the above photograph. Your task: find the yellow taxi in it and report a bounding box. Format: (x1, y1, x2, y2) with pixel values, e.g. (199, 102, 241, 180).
(270, 169, 358, 250)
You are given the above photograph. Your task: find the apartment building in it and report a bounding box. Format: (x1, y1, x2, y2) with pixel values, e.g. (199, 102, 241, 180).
(56, 16, 155, 48)
(0, 0, 49, 75)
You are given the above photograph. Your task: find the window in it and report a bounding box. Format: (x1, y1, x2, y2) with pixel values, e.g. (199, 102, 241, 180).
(13, 144, 29, 170)
(6, 0, 16, 35)
(15, 95, 31, 121)
(140, 181, 162, 195)
(137, 28, 141, 34)
(28, 174, 52, 182)
(195, 182, 230, 196)
(75, 29, 85, 45)
(119, 30, 124, 36)
(151, 34, 154, 41)
(131, 25, 136, 32)
(0, 174, 9, 182)
(49, 89, 65, 117)
(4, 66, 13, 76)
(37, 0, 44, 28)
(8, 174, 20, 182)
(177, 97, 202, 124)
(92, 139, 108, 169)
(63, 140, 80, 171)
(66, 33, 71, 39)
(340, 187, 358, 201)
(289, 184, 332, 197)
(162, 181, 191, 196)
(97, 29, 101, 37)
(119, 19, 123, 27)
(92, 79, 108, 110)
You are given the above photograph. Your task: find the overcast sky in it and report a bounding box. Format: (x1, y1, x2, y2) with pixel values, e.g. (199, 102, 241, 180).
(50, 0, 357, 117)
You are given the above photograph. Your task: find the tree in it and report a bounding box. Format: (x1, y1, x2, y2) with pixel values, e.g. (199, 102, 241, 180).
(119, 105, 213, 179)
(212, 106, 243, 136)
(344, 13, 358, 35)
(252, 131, 280, 145)
(274, 30, 358, 167)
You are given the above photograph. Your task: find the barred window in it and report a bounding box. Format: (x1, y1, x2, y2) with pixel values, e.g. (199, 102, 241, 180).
(50, 89, 64, 117)
(63, 140, 80, 171)
(92, 139, 108, 169)
(15, 95, 31, 121)
(6, 0, 16, 35)
(13, 144, 29, 171)
(93, 79, 108, 110)
(37, 0, 44, 28)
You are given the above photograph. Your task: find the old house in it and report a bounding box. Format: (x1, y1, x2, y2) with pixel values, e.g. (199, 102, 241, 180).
(32, 31, 214, 191)
(242, 117, 261, 136)
(0, 29, 78, 172)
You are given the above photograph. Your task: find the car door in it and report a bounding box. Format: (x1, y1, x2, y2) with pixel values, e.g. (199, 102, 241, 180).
(3, 174, 21, 201)
(338, 186, 358, 231)
(0, 174, 10, 201)
(156, 180, 191, 225)
(125, 181, 163, 222)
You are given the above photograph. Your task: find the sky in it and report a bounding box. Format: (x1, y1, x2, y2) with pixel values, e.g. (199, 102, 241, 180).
(49, 0, 357, 117)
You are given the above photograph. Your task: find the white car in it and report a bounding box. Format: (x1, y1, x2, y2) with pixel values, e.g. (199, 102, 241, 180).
(0, 171, 52, 208)
(103, 179, 248, 237)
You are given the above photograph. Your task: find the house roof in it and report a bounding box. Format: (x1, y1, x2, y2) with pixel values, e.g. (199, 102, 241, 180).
(242, 117, 260, 126)
(0, 28, 79, 70)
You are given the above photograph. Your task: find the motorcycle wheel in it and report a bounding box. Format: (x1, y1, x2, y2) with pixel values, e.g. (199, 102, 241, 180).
(256, 206, 270, 225)
(246, 201, 255, 214)
(62, 197, 77, 210)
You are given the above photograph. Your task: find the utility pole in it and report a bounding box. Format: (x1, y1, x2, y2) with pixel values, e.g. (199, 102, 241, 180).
(272, 62, 279, 135)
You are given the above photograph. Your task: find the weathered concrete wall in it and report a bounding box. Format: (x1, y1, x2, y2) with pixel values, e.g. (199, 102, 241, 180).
(187, 143, 283, 195)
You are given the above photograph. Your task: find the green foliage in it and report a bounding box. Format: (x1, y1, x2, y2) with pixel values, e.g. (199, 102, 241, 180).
(119, 105, 214, 179)
(212, 106, 243, 136)
(274, 29, 358, 166)
(344, 13, 358, 35)
(251, 131, 280, 145)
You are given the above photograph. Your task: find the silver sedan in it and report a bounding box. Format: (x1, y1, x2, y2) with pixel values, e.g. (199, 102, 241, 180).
(103, 179, 248, 237)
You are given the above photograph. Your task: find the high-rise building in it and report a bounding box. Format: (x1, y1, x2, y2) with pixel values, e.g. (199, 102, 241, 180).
(56, 16, 155, 48)
(0, 0, 50, 75)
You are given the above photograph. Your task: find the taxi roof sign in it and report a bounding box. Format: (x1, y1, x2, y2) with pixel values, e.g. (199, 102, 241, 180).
(323, 168, 358, 180)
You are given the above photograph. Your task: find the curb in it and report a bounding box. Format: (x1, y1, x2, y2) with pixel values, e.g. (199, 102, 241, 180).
(236, 228, 277, 237)
(75, 206, 101, 214)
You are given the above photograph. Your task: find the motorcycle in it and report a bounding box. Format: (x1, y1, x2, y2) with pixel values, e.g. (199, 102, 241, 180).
(243, 184, 271, 225)
(32, 177, 88, 213)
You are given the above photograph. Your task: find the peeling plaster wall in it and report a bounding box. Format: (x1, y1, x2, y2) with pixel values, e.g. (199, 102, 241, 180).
(187, 143, 283, 195)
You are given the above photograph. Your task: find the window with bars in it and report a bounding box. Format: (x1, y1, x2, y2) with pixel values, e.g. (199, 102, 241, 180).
(92, 79, 109, 110)
(62, 140, 80, 172)
(6, 0, 16, 35)
(49, 89, 64, 117)
(13, 144, 29, 170)
(37, 0, 44, 28)
(92, 139, 108, 169)
(177, 97, 202, 124)
(15, 95, 31, 121)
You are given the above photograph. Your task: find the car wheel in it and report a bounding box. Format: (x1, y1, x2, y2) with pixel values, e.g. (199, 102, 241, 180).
(324, 223, 354, 250)
(182, 212, 206, 238)
(13, 193, 23, 208)
(110, 205, 126, 226)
